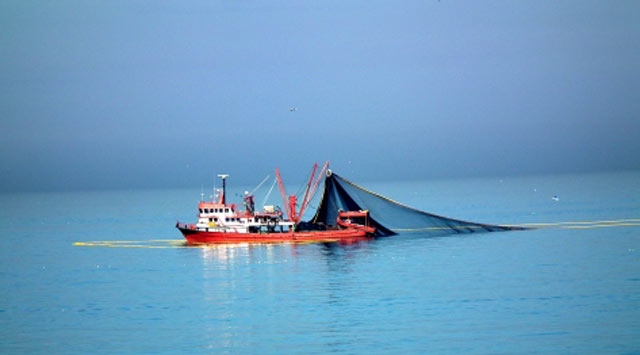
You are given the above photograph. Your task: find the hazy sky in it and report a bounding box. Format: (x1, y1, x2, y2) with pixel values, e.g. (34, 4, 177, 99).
(1, 1, 639, 191)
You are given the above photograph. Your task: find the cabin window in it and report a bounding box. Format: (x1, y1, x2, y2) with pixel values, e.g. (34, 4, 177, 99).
(209, 218, 213, 222)
(224, 208, 229, 213)
(213, 217, 218, 222)
(199, 209, 203, 213)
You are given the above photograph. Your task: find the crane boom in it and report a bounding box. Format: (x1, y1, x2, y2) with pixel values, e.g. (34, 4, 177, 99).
(298, 161, 329, 220)
(298, 163, 318, 221)
(275, 168, 290, 221)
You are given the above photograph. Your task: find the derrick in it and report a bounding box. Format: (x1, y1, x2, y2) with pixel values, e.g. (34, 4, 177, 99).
(275, 161, 329, 224)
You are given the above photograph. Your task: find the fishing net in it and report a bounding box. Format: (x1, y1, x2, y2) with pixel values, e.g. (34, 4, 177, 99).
(309, 171, 523, 237)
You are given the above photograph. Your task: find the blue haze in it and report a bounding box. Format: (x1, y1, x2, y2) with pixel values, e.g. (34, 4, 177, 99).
(1, 1, 640, 192)
(2, 3, 639, 351)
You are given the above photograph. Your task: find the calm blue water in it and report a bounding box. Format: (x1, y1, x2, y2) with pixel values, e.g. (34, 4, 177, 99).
(1, 171, 639, 353)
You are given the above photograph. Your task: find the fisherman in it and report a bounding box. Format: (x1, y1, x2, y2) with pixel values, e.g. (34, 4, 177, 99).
(243, 191, 255, 213)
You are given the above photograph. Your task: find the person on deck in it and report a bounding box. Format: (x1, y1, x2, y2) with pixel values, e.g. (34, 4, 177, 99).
(243, 191, 255, 214)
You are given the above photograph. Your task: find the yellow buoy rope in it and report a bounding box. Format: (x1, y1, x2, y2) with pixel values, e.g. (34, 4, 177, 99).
(74, 218, 640, 248)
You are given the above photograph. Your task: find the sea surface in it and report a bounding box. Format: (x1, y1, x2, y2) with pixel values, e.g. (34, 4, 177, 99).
(1, 171, 639, 354)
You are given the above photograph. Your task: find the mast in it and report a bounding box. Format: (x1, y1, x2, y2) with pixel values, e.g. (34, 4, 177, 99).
(217, 174, 229, 204)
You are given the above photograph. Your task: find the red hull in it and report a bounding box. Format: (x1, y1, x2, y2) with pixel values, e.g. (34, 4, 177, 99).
(177, 225, 371, 245)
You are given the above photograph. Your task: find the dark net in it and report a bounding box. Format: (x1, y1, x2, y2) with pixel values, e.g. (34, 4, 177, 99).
(309, 172, 524, 237)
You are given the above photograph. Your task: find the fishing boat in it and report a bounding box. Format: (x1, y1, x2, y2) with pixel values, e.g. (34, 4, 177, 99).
(176, 162, 375, 244)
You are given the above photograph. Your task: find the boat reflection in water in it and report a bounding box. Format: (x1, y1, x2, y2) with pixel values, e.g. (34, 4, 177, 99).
(195, 239, 378, 352)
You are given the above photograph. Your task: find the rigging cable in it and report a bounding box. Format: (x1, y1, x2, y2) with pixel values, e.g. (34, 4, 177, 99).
(262, 177, 278, 208)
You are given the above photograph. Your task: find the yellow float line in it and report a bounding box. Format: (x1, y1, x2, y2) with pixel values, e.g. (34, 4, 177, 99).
(73, 240, 186, 249)
(74, 218, 640, 248)
(520, 218, 640, 229)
